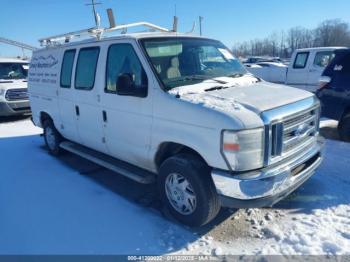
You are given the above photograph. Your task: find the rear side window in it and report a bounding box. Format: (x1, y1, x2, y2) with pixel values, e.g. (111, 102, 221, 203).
(293, 52, 309, 69)
(314, 51, 335, 68)
(75, 47, 100, 90)
(105, 43, 147, 93)
(60, 50, 76, 88)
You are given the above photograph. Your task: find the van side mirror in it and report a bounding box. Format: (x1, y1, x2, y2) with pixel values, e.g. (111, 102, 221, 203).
(116, 73, 147, 98)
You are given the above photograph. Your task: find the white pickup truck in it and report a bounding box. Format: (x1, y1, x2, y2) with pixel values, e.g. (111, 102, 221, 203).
(0, 58, 31, 116)
(247, 47, 347, 92)
(28, 22, 324, 227)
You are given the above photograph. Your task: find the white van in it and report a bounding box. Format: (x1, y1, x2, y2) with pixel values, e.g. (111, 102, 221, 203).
(0, 58, 30, 116)
(29, 23, 323, 227)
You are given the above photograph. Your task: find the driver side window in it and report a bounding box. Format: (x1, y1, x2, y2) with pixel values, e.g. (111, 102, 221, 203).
(105, 43, 147, 94)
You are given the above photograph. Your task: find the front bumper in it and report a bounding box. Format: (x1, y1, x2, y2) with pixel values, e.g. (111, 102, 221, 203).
(0, 101, 31, 116)
(212, 137, 324, 208)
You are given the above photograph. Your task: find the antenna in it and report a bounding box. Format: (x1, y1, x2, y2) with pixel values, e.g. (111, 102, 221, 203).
(86, 0, 102, 28)
(199, 16, 204, 36)
(173, 16, 178, 32)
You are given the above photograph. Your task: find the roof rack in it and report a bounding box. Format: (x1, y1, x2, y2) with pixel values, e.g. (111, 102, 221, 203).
(39, 21, 173, 47)
(38, 6, 198, 47)
(40, 6, 180, 46)
(0, 37, 38, 51)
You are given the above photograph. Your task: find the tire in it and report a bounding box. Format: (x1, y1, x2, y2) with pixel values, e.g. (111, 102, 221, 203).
(339, 114, 350, 142)
(158, 153, 220, 227)
(43, 119, 63, 155)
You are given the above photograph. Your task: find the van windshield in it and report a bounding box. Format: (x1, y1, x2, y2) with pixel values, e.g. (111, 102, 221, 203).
(140, 38, 247, 91)
(0, 62, 28, 80)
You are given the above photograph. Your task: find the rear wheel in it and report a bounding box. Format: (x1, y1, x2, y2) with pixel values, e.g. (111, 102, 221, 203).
(339, 113, 350, 142)
(43, 119, 63, 155)
(158, 154, 220, 227)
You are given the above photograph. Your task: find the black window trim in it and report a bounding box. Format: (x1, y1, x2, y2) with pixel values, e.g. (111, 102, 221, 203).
(293, 52, 309, 69)
(74, 46, 100, 91)
(60, 49, 76, 88)
(104, 42, 148, 97)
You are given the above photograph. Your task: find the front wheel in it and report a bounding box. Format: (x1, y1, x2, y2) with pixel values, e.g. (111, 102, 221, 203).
(158, 154, 220, 227)
(43, 119, 63, 155)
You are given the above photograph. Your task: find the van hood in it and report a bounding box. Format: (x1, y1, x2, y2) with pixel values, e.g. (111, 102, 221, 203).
(169, 75, 314, 114)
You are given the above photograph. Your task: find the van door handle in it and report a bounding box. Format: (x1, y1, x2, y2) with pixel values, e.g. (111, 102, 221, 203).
(75, 106, 80, 116)
(102, 110, 107, 122)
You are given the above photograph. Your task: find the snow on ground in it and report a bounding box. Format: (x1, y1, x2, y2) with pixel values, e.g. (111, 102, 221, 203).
(0, 117, 349, 255)
(0, 117, 42, 138)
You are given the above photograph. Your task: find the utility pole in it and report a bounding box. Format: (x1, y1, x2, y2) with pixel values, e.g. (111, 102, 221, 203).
(199, 16, 204, 36)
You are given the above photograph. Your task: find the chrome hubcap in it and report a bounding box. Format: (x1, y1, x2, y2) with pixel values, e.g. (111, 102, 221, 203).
(165, 173, 197, 215)
(45, 127, 56, 150)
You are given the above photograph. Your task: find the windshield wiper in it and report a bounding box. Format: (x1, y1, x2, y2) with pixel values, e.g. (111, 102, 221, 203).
(205, 86, 228, 92)
(184, 75, 229, 85)
(227, 73, 245, 78)
(166, 75, 228, 85)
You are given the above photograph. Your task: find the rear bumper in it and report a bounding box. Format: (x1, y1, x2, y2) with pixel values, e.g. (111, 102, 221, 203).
(0, 101, 31, 116)
(212, 137, 324, 208)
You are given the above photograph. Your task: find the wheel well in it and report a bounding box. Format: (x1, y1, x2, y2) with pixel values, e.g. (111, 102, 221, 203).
(40, 112, 52, 126)
(155, 142, 207, 170)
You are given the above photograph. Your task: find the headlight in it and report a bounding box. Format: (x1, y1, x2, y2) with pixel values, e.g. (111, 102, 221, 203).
(222, 128, 264, 171)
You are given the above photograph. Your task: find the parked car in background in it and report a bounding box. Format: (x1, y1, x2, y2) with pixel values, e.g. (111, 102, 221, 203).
(247, 47, 347, 92)
(245, 62, 288, 83)
(317, 49, 350, 142)
(0, 58, 30, 117)
(243, 56, 282, 64)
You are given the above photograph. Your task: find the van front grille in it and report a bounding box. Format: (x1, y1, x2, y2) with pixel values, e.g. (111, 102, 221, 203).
(268, 105, 320, 163)
(5, 88, 29, 101)
(281, 108, 318, 154)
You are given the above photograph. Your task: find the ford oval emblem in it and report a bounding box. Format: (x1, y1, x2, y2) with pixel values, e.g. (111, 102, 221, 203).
(295, 124, 309, 137)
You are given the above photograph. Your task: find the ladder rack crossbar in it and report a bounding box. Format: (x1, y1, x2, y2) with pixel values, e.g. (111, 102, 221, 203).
(0, 37, 38, 51)
(39, 22, 171, 47)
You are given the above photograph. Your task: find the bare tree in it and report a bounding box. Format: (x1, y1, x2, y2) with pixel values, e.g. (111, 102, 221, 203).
(314, 19, 350, 46)
(231, 19, 350, 58)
